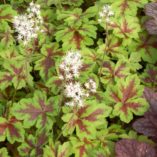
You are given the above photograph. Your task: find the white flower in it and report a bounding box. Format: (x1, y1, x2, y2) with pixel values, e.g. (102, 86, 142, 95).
(28, 2, 41, 15)
(98, 4, 114, 23)
(59, 63, 66, 70)
(66, 73, 73, 79)
(13, 2, 43, 45)
(59, 75, 64, 80)
(59, 50, 96, 107)
(85, 79, 97, 93)
(59, 50, 82, 80)
(64, 51, 82, 66)
(65, 82, 83, 98)
(64, 82, 85, 107)
(65, 101, 75, 107)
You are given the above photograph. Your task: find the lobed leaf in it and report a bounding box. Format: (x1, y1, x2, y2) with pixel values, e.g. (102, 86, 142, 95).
(0, 5, 17, 22)
(0, 60, 33, 90)
(18, 130, 48, 157)
(133, 88, 157, 142)
(62, 100, 112, 138)
(115, 139, 156, 157)
(141, 64, 157, 88)
(0, 147, 10, 157)
(0, 117, 24, 144)
(12, 90, 58, 130)
(70, 136, 95, 157)
(131, 33, 157, 63)
(145, 2, 157, 35)
(43, 139, 72, 157)
(100, 59, 130, 87)
(109, 16, 141, 45)
(105, 75, 148, 123)
(112, 0, 148, 17)
(97, 37, 126, 58)
(35, 43, 63, 80)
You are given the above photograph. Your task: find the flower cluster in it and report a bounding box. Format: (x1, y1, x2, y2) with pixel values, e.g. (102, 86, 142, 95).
(85, 79, 97, 93)
(64, 82, 87, 107)
(59, 50, 96, 107)
(13, 2, 43, 45)
(59, 50, 82, 80)
(98, 4, 114, 23)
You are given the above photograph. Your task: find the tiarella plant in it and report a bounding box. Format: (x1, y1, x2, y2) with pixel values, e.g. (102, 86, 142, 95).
(0, 0, 157, 157)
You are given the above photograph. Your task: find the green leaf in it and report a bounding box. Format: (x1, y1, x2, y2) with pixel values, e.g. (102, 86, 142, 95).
(70, 136, 95, 157)
(0, 5, 17, 22)
(55, 23, 97, 50)
(55, 8, 97, 50)
(61, 0, 83, 6)
(34, 43, 63, 81)
(84, 6, 99, 18)
(18, 129, 48, 157)
(46, 76, 63, 95)
(111, 0, 148, 17)
(110, 16, 141, 45)
(130, 32, 157, 63)
(141, 64, 157, 88)
(0, 25, 15, 48)
(120, 52, 142, 72)
(97, 36, 127, 58)
(43, 139, 72, 157)
(105, 75, 148, 123)
(0, 117, 24, 144)
(0, 60, 33, 90)
(99, 59, 130, 87)
(62, 100, 112, 138)
(12, 90, 59, 130)
(0, 147, 10, 157)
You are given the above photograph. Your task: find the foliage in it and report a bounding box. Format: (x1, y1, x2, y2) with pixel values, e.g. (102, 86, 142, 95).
(115, 139, 156, 157)
(0, 0, 156, 156)
(133, 88, 157, 142)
